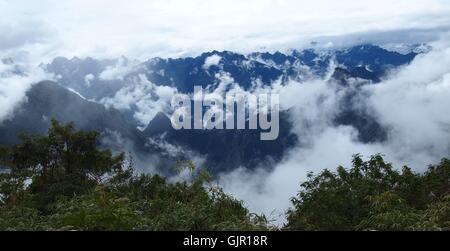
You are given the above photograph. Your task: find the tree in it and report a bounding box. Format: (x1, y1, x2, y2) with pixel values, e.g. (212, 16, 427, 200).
(286, 154, 450, 231)
(0, 120, 267, 231)
(0, 119, 125, 210)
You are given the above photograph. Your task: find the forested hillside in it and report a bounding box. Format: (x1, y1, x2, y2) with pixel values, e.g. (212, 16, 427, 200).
(0, 121, 448, 231)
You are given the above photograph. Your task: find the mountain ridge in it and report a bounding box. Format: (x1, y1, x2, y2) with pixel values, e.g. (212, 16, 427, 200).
(0, 44, 422, 172)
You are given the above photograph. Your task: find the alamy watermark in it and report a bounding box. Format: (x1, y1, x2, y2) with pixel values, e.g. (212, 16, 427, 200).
(170, 86, 280, 141)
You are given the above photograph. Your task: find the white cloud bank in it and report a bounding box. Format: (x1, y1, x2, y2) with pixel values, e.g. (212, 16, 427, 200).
(100, 74, 177, 129)
(0, 60, 53, 122)
(203, 55, 222, 70)
(218, 37, 450, 225)
(1, 0, 450, 60)
(1, 0, 449, 120)
(1, 0, 450, 226)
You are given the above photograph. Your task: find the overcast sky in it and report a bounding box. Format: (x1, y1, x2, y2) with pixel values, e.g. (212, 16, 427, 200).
(1, 0, 450, 61)
(2, 0, 450, 224)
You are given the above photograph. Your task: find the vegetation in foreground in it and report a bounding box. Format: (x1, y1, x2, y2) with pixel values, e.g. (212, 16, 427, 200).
(0, 120, 448, 231)
(0, 120, 267, 231)
(287, 155, 450, 230)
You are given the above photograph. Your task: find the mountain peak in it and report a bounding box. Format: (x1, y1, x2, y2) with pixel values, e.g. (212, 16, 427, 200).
(144, 112, 173, 136)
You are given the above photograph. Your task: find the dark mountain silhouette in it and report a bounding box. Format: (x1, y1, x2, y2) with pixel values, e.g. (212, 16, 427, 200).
(0, 81, 193, 173)
(143, 111, 298, 172)
(0, 81, 143, 145)
(335, 44, 417, 74)
(0, 44, 421, 172)
(46, 45, 418, 102)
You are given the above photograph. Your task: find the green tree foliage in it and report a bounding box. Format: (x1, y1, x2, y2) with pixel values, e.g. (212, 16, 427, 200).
(0, 120, 267, 231)
(0, 119, 124, 209)
(1, 120, 448, 231)
(286, 154, 450, 231)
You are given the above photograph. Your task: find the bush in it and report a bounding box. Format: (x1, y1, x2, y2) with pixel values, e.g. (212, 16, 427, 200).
(286, 154, 450, 231)
(0, 120, 267, 231)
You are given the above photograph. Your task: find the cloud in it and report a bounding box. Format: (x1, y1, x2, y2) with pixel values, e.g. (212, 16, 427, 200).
(100, 74, 177, 129)
(2, 0, 450, 60)
(98, 57, 140, 81)
(0, 0, 53, 52)
(218, 38, 450, 225)
(365, 38, 450, 166)
(0, 60, 53, 122)
(2, 0, 450, 227)
(84, 73, 95, 87)
(203, 55, 222, 70)
(0, 20, 51, 51)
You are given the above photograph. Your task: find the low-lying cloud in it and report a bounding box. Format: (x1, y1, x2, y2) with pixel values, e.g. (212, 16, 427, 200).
(100, 74, 177, 129)
(2, 0, 450, 227)
(218, 37, 450, 225)
(0, 60, 53, 123)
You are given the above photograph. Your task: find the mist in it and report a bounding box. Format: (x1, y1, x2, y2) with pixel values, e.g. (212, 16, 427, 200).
(217, 37, 450, 225)
(2, 0, 450, 228)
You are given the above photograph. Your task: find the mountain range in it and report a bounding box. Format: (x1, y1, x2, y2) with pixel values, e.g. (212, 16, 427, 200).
(0, 44, 421, 173)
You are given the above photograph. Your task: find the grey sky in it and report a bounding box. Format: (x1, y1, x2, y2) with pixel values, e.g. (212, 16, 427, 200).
(2, 0, 450, 225)
(1, 0, 450, 61)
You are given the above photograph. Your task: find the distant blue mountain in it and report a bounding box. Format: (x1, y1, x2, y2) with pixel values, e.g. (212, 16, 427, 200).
(0, 44, 421, 172)
(142, 50, 284, 92)
(143, 111, 298, 172)
(46, 44, 419, 99)
(334, 44, 416, 76)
